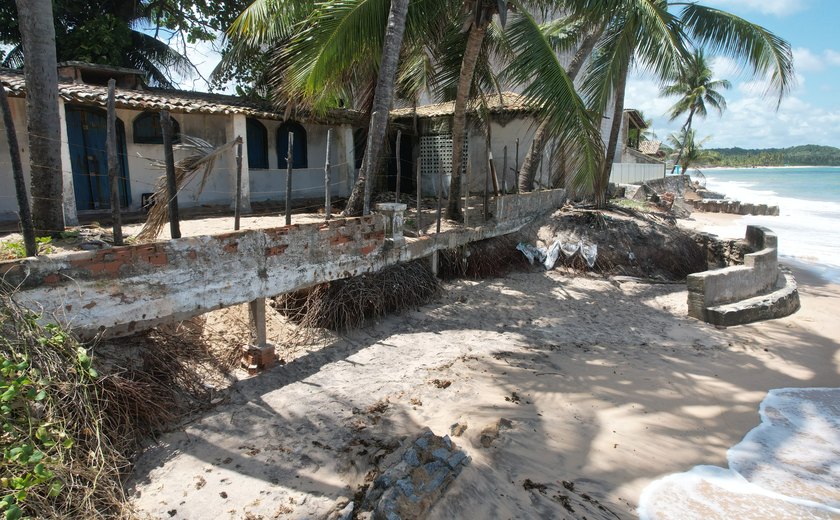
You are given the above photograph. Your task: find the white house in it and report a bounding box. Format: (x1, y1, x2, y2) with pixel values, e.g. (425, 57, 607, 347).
(0, 62, 360, 225)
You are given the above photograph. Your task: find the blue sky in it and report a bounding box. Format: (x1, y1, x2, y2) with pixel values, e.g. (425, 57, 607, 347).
(625, 0, 840, 149)
(179, 0, 839, 151)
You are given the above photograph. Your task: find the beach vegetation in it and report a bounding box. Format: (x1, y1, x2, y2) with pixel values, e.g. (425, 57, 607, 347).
(661, 48, 730, 174)
(667, 129, 715, 173)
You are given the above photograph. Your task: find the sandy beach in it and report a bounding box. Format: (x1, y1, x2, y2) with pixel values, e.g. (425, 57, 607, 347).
(128, 211, 840, 519)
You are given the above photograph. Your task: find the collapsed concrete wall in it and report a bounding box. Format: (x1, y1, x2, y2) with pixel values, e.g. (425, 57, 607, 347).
(1, 189, 566, 339)
(687, 226, 799, 326)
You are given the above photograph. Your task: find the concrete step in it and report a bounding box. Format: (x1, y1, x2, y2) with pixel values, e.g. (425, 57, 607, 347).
(704, 271, 800, 327)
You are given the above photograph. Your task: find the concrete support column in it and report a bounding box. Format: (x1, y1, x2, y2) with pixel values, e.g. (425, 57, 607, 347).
(229, 114, 251, 213)
(57, 100, 78, 226)
(375, 202, 406, 247)
(249, 297, 267, 347)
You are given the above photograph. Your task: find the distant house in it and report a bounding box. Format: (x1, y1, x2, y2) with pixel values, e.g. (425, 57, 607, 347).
(608, 109, 666, 185)
(0, 62, 360, 225)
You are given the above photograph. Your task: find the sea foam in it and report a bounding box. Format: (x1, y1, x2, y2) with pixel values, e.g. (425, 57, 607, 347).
(696, 170, 840, 283)
(638, 388, 840, 519)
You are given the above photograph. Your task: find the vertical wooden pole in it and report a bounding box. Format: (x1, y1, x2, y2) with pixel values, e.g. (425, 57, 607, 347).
(514, 138, 520, 193)
(484, 148, 490, 222)
(234, 137, 243, 230)
(548, 151, 554, 189)
(502, 145, 508, 194)
(0, 82, 36, 256)
(489, 152, 500, 196)
(435, 163, 442, 235)
(415, 157, 422, 235)
(285, 131, 293, 226)
(106, 80, 123, 245)
(538, 154, 544, 191)
(161, 110, 180, 239)
(395, 129, 402, 203)
(324, 128, 332, 221)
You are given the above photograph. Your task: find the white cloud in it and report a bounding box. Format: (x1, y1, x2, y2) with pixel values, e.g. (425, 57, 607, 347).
(701, 0, 809, 16)
(793, 48, 824, 72)
(626, 74, 840, 149)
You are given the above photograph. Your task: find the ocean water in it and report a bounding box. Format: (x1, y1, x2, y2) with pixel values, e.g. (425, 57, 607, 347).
(638, 388, 840, 520)
(689, 166, 840, 283)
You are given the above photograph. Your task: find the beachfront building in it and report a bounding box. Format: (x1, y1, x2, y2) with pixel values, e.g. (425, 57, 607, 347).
(609, 109, 667, 185)
(0, 62, 360, 225)
(389, 92, 544, 198)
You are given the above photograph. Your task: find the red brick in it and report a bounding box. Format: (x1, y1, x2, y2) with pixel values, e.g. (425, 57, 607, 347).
(43, 273, 60, 284)
(265, 245, 288, 257)
(146, 253, 169, 266)
(223, 241, 239, 253)
(187, 250, 198, 260)
(359, 244, 377, 255)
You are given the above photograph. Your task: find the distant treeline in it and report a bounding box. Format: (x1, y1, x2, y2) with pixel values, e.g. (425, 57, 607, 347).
(703, 145, 840, 167)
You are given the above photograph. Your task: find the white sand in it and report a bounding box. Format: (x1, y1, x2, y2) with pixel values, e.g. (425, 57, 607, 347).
(128, 211, 840, 519)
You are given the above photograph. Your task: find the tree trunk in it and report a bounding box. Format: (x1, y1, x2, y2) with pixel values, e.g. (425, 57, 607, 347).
(15, 0, 64, 234)
(0, 83, 37, 256)
(518, 26, 603, 192)
(597, 55, 630, 208)
(344, 0, 410, 217)
(670, 107, 696, 174)
(446, 20, 488, 221)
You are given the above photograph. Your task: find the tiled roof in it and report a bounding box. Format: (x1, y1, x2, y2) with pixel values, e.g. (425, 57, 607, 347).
(0, 69, 361, 125)
(391, 91, 537, 119)
(638, 140, 661, 155)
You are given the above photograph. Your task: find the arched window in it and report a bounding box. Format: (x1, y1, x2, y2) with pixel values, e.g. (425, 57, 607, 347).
(133, 111, 180, 144)
(246, 118, 269, 169)
(277, 121, 308, 169)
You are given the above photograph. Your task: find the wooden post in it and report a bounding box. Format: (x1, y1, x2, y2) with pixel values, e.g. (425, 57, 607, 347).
(436, 162, 443, 235)
(395, 129, 402, 203)
(234, 137, 243, 230)
(538, 154, 544, 191)
(484, 147, 490, 222)
(514, 138, 520, 193)
(161, 110, 181, 239)
(502, 145, 508, 194)
(489, 151, 500, 196)
(285, 131, 293, 226)
(416, 158, 422, 235)
(106, 80, 123, 245)
(0, 82, 36, 256)
(548, 151, 554, 189)
(324, 128, 332, 220)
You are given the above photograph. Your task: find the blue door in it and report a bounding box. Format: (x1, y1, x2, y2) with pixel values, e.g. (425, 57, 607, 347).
(65, 106, 131, 210)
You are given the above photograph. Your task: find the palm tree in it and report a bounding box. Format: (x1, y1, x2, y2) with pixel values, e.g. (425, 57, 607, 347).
(15, 0, 65, 233)
(345, 0, 411, 216)
(661, 48, 730, 174)
(667, 129, 714, 172)
(576, 0, 794, 207)
(2, 1, 195, 88)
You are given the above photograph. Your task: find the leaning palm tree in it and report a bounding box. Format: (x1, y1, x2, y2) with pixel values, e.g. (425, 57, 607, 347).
(667, 129, 713, 173)
(661, 48, 730, 174)
(576, 0, 794, 207)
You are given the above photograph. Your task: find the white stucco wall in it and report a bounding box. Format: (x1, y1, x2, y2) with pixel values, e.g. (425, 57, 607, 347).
(0, 99, 356, 223)
(0, 96, 32, 221)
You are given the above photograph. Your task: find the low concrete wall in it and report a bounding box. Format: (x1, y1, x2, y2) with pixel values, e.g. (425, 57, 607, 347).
(690, 199, 780, 216)
(2, 189, 566, 338)
(687, 226, 798, 325)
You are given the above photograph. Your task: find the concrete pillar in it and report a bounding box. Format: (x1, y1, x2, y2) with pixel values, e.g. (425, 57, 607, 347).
(57, 100, 78, 226)
(375, 202, 407, 247)
(229, 114, 251, 213)
(249, 297, 267, 347)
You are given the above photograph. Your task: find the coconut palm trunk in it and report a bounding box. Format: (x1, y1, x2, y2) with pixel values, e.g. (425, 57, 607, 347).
(518, 26, 603, 192)
(597, 55, 629, 208)
(446, 19, 489, 221)
(344, 0, 411, 217)
(670, 106, 696, 174)
(15, 0, 64, 233)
